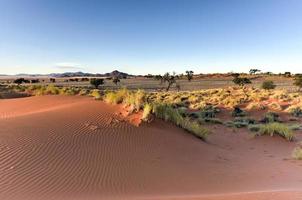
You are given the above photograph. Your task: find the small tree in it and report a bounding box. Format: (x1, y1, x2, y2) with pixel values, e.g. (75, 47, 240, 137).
(90, 78, 104, 89)
(233, 76, 251, 86)
(112, 76, 120, 85)
(294, 75, 302, 91)
(162, 72, 176, 91)
(14, 78, 26, 85)
(262, 80, 276, 90)
(185, 70, 194, 81)
(249, 69, 261, 75)
(154, 75, 163, 81)
(284, 72, 291, 77)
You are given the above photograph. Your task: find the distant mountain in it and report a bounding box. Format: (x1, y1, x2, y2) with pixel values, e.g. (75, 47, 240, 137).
(103, 70, 130, 79)
(9, 70, 133, 78)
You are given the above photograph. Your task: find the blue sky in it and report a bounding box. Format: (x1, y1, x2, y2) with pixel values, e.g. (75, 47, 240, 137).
(1, 0, 302, 75)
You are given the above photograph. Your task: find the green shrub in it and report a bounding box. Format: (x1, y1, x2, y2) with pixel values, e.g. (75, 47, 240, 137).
(260, 112, 280, 123)
(200, 118, 223, 124)
(233, 77, 252, 86)
(225, 117, 255, 128)
(232, 106, 246, 117)
(248, 124, 261, 132)
(90, 78, 104, 89)
(290, 107, 302, 117)
(292, 147, 302, 160)
(199, 105, 220, 118)
(177, 107, 188, 117)
(262, 80, 276, 90)
(259, 123, 294, 141)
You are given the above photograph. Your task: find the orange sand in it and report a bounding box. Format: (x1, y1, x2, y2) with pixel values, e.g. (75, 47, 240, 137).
(0, 96, 302, 200)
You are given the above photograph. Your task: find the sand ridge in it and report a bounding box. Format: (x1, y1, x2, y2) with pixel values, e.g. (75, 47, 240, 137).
(0, 96, 302, 200)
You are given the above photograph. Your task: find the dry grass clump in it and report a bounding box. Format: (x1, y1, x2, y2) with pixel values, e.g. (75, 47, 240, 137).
(292, 146, 302, 160)
(258, 123, 294, 141)
(23, 85, 82, 96)
(147, 87, 299, 111)
(153, 104, 183, 126)
(286, 104, 302, 117)
(79, 89, 90, 96)
(142, 103, 152, 121)
(225, 117, 256, 128)
(104, 88, 128, 104)
(90, 89, 101, 100)
(29, 85, 60, 95)
(152, 103, 209, 140)
(245, 102, 266, 110)
(59, 87, 80, 95)
(104, 89, 146, 112)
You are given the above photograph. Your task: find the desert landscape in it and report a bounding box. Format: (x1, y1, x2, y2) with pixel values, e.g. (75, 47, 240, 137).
(1, 72, 302, 200)
(2, 0, 302, 199)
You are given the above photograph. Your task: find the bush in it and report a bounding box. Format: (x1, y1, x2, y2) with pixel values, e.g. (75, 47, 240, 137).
(260, 112, 280, 123)
(292, 147, 302, 160)
(90, 78, 104, 89)
(232, 106, 246, 117)
(290, 107, 302, 117)
(199, 105, 220, 118)
(259, 123, 294, 141)
(14, 78, 26, 85)
(225, 117, 255, 128)
(262, 80, 276, 90)
(233, 77, 251, 86)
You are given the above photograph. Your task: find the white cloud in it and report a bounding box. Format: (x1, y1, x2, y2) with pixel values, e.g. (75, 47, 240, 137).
(54, 62, 83, 70)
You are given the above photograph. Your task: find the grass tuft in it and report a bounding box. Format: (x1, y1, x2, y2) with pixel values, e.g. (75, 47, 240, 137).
(153, 103, 209, 140)
(90, 89, 101, 100)
(292, 147, 302, 160)
(142, 103, 152, 121)
(259, 122, 294, 141)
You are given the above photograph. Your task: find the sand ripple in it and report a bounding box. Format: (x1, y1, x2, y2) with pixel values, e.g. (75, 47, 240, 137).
(0, 96, 302, 200)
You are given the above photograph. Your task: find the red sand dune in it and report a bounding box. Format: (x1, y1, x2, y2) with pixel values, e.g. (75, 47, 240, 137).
(0, 96, 302, 200)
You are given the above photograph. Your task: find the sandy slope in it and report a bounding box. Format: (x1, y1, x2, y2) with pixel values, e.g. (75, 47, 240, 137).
(0, 96, 302, 200)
